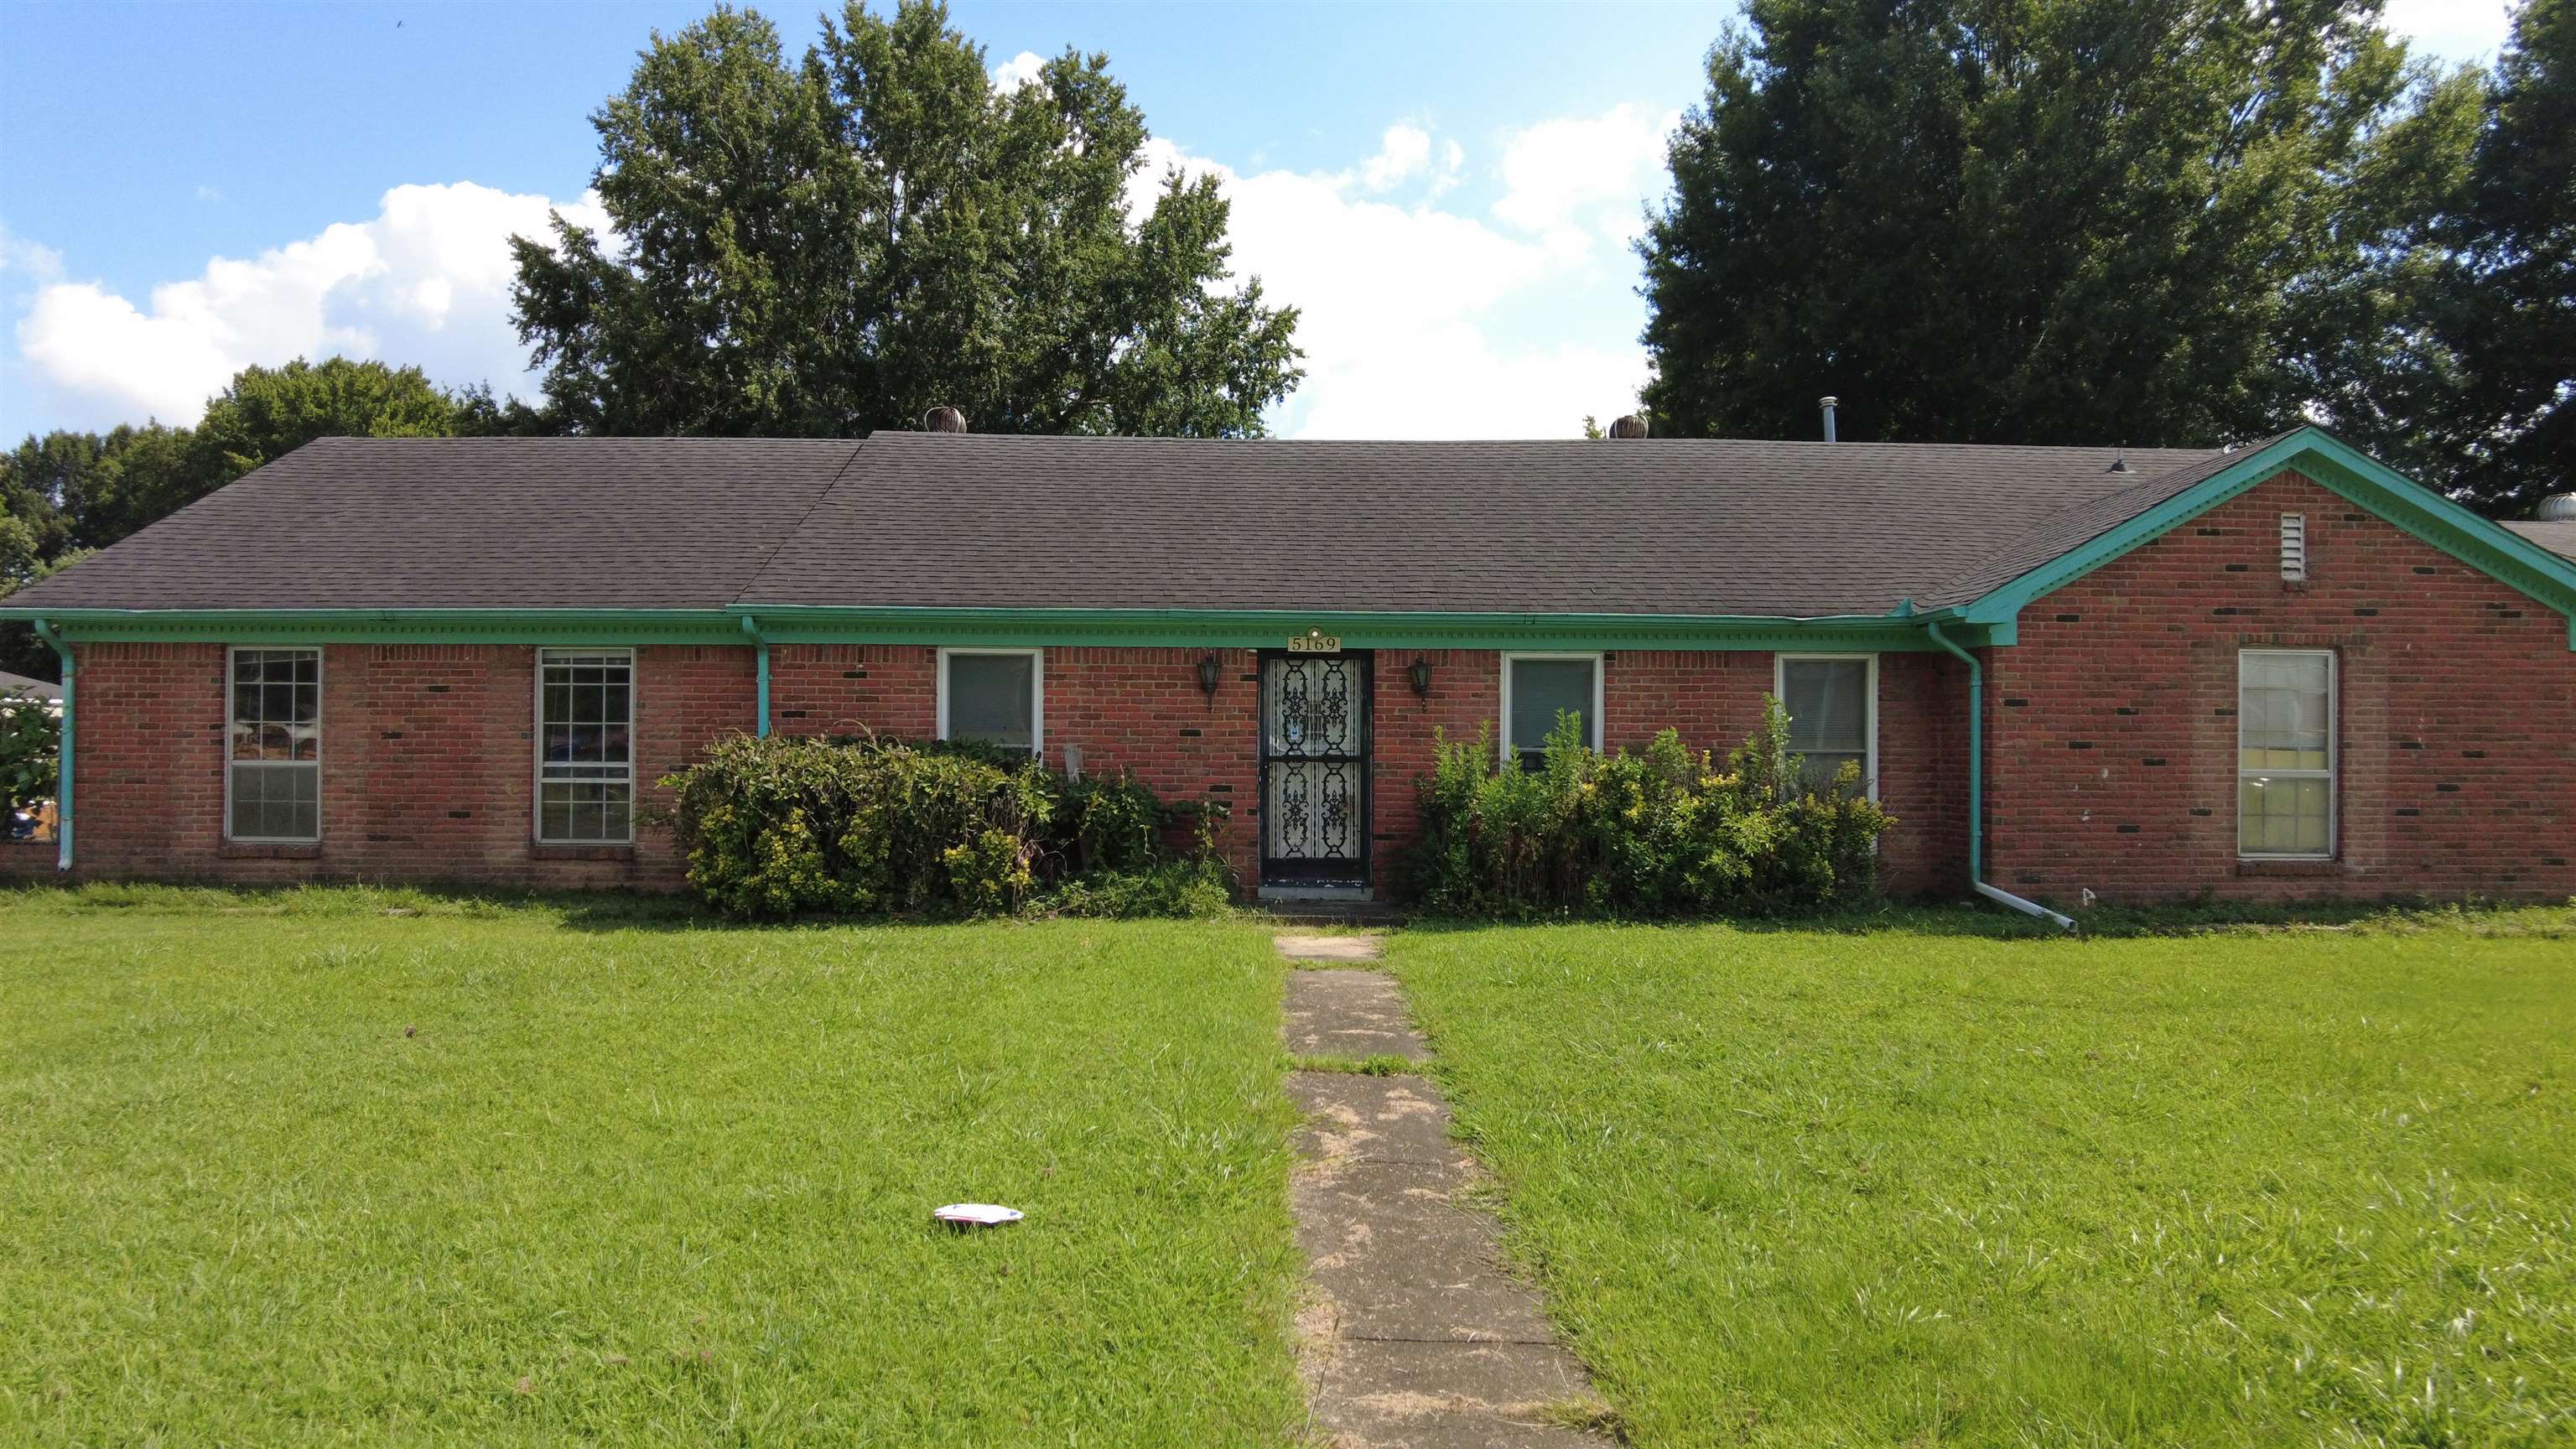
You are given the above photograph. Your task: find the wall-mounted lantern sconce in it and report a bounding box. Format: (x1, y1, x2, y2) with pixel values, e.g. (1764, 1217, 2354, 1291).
(1197, 653, 1222, 707)
(1407, 657, 1435, 699)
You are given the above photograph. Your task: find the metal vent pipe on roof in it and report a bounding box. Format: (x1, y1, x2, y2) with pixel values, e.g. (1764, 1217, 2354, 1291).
(923, 405, 968, 433)
(1819, 396, 1838, 443)
(1607, 413, 1649, 439)
(2539, 492, 2576, 522)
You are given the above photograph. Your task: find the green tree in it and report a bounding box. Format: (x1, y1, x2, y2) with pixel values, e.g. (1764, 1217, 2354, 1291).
(1639, 0, 2480, 460)
(0, 356, 511, 679)
(2433, 0, 2576, 516)
(511, 1, 1301, 437)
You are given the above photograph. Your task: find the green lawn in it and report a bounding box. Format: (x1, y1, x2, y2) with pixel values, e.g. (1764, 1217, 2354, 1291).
(1389, 911, 2576, 1449)
(0, 887, 1305, 1446)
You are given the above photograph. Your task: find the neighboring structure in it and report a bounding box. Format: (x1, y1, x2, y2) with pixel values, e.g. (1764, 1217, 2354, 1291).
(0, 670, 63, 709)
(2, 425, 2569, 909)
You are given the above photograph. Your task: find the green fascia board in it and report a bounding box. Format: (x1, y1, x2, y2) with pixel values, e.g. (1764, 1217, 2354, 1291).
(1957, 428, 2576, 646)
(0, 604, 2009, 653)
(0, 609, 746, 646)
(727, 605, 1979, 652)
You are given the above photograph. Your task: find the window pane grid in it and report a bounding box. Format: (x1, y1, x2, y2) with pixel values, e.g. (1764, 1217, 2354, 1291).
(228, 648, 319, 841)
(538, 649, 634, 844)
(2238, 650, 2334, 858)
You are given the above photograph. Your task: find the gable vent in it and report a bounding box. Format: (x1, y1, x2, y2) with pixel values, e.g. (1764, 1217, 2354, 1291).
(2279, 512, 2309, 582)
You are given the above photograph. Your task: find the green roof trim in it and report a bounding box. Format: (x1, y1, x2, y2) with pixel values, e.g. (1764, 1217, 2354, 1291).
(3, 605, 2001, 653)
(1951, 428, 2576, 647)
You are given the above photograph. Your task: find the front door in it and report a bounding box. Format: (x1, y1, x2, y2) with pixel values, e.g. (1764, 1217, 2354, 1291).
(1259, 651, 1372, 888)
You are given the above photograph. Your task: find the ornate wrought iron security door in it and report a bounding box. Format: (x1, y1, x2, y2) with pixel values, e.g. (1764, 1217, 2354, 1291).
(1259, 652, 1373, 886)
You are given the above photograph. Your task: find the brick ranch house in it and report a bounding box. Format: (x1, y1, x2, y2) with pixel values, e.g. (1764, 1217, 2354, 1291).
(4, 424, 2572, 913)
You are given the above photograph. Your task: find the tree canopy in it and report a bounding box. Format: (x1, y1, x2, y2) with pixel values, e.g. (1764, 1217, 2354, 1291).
(510, 0, 1301, 437)
(2431, 0, 2576, 517)
(0, 357, 505, 678)
(1637, 0, 2501, 491)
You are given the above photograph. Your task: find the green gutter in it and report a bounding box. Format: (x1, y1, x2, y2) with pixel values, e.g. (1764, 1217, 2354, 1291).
(0, 604, 1997, 652)
(1924, 620, 2073, 932)
(740, 615, 771, 736)
(29, 619, 71, 872)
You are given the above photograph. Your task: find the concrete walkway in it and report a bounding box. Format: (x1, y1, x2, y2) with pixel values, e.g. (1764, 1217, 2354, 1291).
(1276, 934, 1606, 1449)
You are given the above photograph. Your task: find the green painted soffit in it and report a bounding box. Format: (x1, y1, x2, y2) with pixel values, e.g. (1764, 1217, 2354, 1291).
(0, 605, 1999, 652)
(1951, 427, 2576, 648)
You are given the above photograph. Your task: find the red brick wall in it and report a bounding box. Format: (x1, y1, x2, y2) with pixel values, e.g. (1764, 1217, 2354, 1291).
(13, 639, 1976, 897)
(23, 486, 2560, 907)
(1986, 470, 2576, 903)
(19, 642, 751, 888)
(770, 644, 935, 740)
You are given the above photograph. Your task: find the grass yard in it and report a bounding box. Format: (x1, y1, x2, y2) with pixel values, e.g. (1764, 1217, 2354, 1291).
(1389, 909, 2576, 1448)
(0, 887, 1305, 1446)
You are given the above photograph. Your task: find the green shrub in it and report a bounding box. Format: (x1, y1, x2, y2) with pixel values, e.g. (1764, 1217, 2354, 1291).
(662, 734, 1228, 919)
(1407, 699, 1891, 917)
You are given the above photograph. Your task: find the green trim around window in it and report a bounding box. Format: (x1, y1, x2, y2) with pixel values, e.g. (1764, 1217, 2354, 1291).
(1950, 428, 2576, 647)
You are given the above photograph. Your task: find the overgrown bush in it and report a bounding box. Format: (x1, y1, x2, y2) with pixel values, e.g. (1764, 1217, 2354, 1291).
(1408, 699, 1892, 917)
(662, 734, 1229, 919)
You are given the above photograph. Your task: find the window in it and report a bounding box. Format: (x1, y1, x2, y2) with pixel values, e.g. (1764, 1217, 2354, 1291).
(939, 648, 1041, 753)
(228, 647, 321, 841)
(1778, 655, 1877, 797)
(2238, 649, 2334, 858)
(538, 649, 634, 844)
(1500, 653, 1602, 770)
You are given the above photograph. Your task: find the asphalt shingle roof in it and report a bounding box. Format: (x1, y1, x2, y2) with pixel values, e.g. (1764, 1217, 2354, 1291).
(2506, 519, 2576, 562)
(10, 433, 2245, 618)
(747, 434, 2225, 615)
(4, 437, 860, 612)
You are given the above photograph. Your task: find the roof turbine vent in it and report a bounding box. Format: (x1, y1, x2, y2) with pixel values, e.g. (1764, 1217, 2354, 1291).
(2538, 492, 2576, 522)
(1607, 413, 1649, 439)
(923, 405, 969, 433)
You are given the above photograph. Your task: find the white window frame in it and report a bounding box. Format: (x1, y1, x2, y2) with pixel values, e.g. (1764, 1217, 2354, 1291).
(2236, 647, 2338, 861)
(1775, 652, 1881, 800)
(224, 646, 324, 844)
(533, 647, 638, 846)
(1499, 652, 1604, 766)
(937, 647, 1045, 756)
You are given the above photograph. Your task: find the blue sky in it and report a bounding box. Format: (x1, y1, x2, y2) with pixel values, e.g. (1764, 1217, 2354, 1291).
(0, 0, 2518, 439)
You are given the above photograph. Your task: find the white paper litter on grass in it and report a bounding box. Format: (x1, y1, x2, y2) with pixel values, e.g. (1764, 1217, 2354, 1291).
(934, 1203, 1024, 1228)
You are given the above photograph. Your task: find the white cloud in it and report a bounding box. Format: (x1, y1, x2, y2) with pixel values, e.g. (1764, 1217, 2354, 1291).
(2381, 0, 2511, 64)
(1128, 117, 1650, 439)
(0, 223, 65, 286)
(1358, 123, 1433, 191)
(990, 49, 1046, 91)
(18, 100, 1675, 439)
(13, 181, 607, 425)
(1493, 101, 1678, 259)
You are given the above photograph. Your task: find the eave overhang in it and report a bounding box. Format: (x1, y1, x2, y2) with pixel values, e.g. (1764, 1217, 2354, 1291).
(1950, 428, 2576, 650)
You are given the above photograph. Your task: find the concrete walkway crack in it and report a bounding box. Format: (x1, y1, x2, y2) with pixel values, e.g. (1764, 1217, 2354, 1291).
(1275, 933, 1610, 1449)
